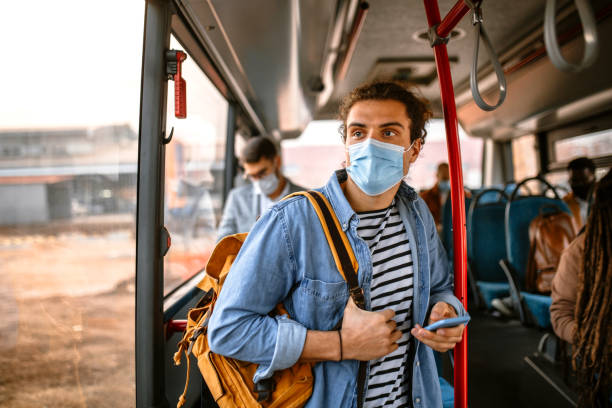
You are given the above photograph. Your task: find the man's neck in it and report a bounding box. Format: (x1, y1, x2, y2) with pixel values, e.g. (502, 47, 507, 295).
(268, 174, 287, 200)
(343, 177, 400, 212)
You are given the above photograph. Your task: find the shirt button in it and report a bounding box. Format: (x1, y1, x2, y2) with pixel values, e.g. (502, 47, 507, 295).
(415, 397, 421, 404)
(416, 361, 420, 366)
(342, 223, 347, 229)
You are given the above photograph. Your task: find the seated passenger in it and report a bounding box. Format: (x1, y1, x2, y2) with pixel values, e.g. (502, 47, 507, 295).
(208, 81, 467, 408)
(563, 157, 596, 232)
(217, 136, 305, 240)
(551, 169, 611, 408)
(420, 162, 450, 230)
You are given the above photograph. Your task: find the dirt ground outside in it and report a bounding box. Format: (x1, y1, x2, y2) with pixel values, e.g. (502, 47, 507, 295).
(0, 212, 216, 408)
(0, 229, 137, 408)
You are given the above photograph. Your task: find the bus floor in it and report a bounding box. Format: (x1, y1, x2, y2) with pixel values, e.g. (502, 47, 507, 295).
(459, 309, 576, 408)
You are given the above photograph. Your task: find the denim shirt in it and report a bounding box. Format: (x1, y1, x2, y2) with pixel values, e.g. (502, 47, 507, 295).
(208, 170, 467, 408)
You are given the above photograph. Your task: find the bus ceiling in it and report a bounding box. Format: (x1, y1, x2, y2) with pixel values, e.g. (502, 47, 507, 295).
(172, 0, 612, 140)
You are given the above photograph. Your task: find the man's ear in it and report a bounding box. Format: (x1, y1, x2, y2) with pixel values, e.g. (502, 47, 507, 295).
(408, 138, 423, 164)
(274, 155, 282, 171)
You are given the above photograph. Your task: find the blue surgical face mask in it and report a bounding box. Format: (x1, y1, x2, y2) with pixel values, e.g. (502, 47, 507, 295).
(438, 180, 451, 192)
(253, 171, 279, 196)
(346, 138, 416, 196)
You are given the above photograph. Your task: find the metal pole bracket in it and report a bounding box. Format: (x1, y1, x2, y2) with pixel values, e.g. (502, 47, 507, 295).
(428, 24, 450, 47)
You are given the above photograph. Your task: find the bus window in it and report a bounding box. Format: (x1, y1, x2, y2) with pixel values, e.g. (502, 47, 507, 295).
(163, 35, 228, 296)
(512, 134, 539, 182)
(554, 129, 612, 163)
(281, 120, 345, 189)
(0, 1, 143, 406)
(411, 120, 483, 191)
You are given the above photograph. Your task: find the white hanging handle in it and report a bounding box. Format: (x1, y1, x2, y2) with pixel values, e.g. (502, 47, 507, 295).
(544, 0, 599, 73)
(469, 3, 507, 112)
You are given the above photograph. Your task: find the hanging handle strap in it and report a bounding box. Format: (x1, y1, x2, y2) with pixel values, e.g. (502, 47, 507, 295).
(544, 0, 599, 73)
(468, 1, 507, 112)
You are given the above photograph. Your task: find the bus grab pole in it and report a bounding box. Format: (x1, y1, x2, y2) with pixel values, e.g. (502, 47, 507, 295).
(422, 1, 469, 408)
(436, 0, 470, 38)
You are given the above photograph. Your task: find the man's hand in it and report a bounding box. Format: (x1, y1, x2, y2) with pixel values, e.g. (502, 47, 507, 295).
(411, 302, 464, 352)
(340, 298, 402, 361)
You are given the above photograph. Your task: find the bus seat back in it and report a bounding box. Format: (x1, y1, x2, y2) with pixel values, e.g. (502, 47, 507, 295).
(505, 197, 571, 289)
(441, 196, 471, 259)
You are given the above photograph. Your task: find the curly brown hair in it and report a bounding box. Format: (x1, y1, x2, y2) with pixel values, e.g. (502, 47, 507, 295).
(338, 81, 433, 143)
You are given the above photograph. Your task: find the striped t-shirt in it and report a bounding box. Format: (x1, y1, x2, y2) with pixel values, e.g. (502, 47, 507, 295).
(357, 200, 414, 408)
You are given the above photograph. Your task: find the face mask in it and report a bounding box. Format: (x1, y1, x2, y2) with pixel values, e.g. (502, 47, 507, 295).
(253, 171, 279, 196)
(346, 138, 415, 196)
(438, 180, 451, 192)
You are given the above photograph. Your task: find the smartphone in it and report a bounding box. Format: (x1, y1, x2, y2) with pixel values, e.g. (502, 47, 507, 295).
(423, 315, 471, 331)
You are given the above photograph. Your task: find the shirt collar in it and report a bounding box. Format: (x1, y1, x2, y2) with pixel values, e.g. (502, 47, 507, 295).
(323, 169, 418, 231)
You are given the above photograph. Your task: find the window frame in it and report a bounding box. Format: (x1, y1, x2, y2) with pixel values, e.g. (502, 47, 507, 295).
(545, 112, 612, 173)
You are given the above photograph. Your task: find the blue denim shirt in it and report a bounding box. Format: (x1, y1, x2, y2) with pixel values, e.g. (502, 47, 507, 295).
(208, 170, 467, 408)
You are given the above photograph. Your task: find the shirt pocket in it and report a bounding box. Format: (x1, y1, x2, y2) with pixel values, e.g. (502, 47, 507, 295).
(291, 278, 349, 331)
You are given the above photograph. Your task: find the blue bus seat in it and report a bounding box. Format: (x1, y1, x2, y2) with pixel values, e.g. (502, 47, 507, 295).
(439, 377, 454, 408)
(505, 197, 571, 288)
(474, 187, 507, 204)
(467, 198, 510, 308)
(522, 292, 553, 328)
(441, 195, 472, 260)
(476, 281, 510, 309)
(503, 196, 571, 328)
(434, 351, 454, 408)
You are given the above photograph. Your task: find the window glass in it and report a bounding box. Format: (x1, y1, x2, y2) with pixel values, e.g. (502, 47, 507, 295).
(544, 171, 572, 198)
(163, 36, 228, 296)
(282, 119, 483, 191)
(409, 120, 483, 191)
(546, 167, 610, 199)
(281, 121, 345, 188)
(554, 129, 612, 163)
(0, 1, 143, 406)
(512, 134, 538, 182)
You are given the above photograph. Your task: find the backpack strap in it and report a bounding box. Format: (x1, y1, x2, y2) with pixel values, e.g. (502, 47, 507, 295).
(286, 191, 368, 408)
(284, 191, 364, 308)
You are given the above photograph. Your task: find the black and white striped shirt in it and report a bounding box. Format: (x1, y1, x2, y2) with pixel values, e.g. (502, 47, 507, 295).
(357, 200, 414, 408)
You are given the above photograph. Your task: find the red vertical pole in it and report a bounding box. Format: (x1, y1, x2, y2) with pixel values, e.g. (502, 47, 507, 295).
(423, 1, 469, 408)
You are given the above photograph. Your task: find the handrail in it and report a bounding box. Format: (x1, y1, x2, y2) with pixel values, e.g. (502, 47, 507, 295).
(544, 0, 599, 73)
(423, 1, 469, 406)
(437, 0, 471, 38)
(136, 0, 172, 406)
(468, 1, 507, 111)
(508, 176, 562, 202)
(335, 2, 370, 82)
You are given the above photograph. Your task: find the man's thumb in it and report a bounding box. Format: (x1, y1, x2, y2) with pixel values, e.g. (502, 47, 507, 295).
(430, 303, 445, 320)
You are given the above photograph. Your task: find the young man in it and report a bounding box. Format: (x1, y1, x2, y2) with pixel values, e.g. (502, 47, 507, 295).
(563, 157, 596, 232)
(208, 82, 467, 408)
(420, 162, 450, 230)
(217, 136, 304, 240)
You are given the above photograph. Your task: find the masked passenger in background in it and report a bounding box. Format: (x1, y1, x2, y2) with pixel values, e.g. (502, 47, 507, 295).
(563, 156, 596, 232)
(217, 136, 305, 240)
(420, 162, 450, 231)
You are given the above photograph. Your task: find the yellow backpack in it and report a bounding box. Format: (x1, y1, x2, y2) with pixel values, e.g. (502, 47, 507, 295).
(173, 191, 362, 408)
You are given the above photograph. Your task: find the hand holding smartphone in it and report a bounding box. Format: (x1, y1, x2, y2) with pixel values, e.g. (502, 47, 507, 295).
(423, 315, 471, 331)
